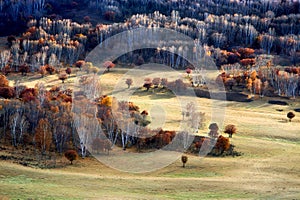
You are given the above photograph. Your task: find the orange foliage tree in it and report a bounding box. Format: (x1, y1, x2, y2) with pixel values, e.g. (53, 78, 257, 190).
(35, 118, 52, 154)
(224, 124, 237, 138)
(0, 74, 9, 87)
(214, 135, 230, 155)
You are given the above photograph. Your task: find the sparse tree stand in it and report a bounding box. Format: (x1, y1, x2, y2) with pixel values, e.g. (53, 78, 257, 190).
(64, 150, 78, 165)
(287, 112, 295, 122)
(181, 155, 188, 168)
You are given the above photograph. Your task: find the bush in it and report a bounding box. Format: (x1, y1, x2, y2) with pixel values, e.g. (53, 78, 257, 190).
(64, 150, 78, 164)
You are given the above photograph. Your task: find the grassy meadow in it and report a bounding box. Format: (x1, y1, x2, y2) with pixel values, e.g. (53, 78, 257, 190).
(1, 65, 300, 199)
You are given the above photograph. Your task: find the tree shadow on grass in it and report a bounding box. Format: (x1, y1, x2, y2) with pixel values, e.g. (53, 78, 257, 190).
(132, 88, 176, 100)
(278, 119, 288, 123)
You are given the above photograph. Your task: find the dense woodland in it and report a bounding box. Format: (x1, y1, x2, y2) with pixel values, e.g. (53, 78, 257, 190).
(0, 0, 299, 165)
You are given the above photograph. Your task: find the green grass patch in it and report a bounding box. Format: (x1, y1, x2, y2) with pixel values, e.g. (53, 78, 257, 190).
(0, 175, 36, 184)
(162, 171, 221, 178)
(164, 191, 254, 200)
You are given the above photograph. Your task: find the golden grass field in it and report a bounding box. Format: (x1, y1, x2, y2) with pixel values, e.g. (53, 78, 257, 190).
(1, 65, 300, 199)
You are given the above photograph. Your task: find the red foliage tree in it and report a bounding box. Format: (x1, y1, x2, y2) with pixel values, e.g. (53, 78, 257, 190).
(59, 73, 68, 83)
(224, 124, 237, 138)
(0, 87, 15, 99)
(181, 155, 188, 168)
(215, 135, 230, 155)
(75, 60, 85, 70)
(237, 48, 255, 59)
(240, 58, 256, 67)
(103, 61, 115, 72)
(20, 88, 38, 102)
(186, 68, 192, 76)
(45, 65, 56, 75)
(66, 67, 72, 77)
(64, 150, 78, 164)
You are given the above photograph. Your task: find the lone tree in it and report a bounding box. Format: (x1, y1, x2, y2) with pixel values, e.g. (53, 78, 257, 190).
(186, 68, 192, 77)
(208, 123, 219, 138)
(64, 150, 78, 165)
(181, 155, 188, 168)
(143, 78, 152, 91)
(59, 73, 68, 83)
(66, 67, 72, 77)
(287, 112, 295, 122)
(126, 78, 133, 88)
(224, 124, 237, 138)
(75, 60, 85, 70)
(103, 61, 115, 72)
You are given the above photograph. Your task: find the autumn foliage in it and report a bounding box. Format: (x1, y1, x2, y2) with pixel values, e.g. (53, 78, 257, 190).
(214, 135, 230, 155)
(0, 87, 15, 99)
(64, 150, 78, 164)
(0, 75, 9, 87)
(35, 119, 52, 154)
(224, 124, 237, 138)
(181, 155, 188, 168)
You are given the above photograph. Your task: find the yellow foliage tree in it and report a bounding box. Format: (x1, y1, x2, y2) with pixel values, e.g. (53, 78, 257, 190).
(101, 96, 113, 107)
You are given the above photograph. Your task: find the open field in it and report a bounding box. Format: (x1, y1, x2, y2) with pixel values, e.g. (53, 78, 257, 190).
(1, 66, 300, 199)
